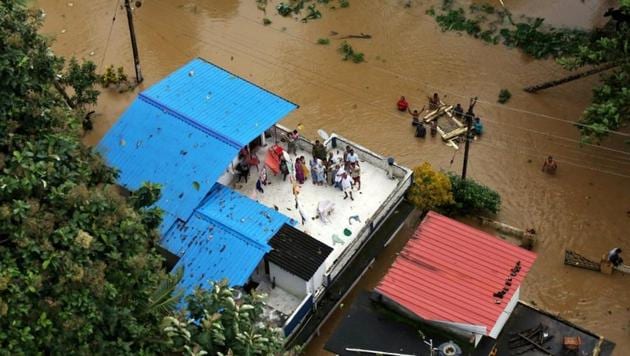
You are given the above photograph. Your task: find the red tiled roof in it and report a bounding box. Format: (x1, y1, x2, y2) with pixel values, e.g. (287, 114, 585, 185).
(376, 211, 537, 334)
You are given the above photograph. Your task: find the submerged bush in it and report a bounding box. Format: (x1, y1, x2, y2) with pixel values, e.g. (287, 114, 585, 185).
(445, 173, 501, 216)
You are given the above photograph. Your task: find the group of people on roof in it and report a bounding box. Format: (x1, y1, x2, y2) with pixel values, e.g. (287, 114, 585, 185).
(286, 129, 362, 201)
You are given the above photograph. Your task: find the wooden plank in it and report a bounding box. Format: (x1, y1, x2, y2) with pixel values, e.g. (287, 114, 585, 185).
(517, 333, 553, 355)
(564, 250, 601, 272)
(443, 127, 468, 141)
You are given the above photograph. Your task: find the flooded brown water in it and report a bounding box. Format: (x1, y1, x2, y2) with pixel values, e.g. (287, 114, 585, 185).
(35, 0, 629, 352)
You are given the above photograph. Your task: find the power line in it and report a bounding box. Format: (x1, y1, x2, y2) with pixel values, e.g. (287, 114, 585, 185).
(142, 0, 630, 178)
(231, 3, 630, 139)
(99, 0, 121, 70)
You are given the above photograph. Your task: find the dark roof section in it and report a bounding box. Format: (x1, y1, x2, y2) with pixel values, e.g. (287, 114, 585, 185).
(481, 302, 615, 355)
(325, 292, 471, 356)
(267, 224, 333, 281)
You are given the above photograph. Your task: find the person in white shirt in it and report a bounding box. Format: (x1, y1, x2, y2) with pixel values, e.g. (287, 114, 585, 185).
(341, 173, 354, 200)
(334, 165, 344, 190)
(347, 149, 359, 164)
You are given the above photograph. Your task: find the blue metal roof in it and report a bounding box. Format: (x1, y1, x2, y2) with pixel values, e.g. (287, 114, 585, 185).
(163, 184, 293, 292)
(142, 58, 298, 149)
(97, 58, 297, 232)
(98, 97, 238, 232)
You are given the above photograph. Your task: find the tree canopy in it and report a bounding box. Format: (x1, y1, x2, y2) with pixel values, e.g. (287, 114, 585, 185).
(0, 1, 289, 354)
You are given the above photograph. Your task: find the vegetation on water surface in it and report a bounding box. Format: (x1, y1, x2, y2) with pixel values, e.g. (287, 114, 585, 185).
(408, 163, 501, 217)
(317, 37, 330, 45)
(429, 0, 630, 142)
(498, 89, 511, 104)
(339, 41, 365, 63)
(0, 2, 288, 353)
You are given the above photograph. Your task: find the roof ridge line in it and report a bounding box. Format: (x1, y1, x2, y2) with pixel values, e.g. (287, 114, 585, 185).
(138, 93, 243, 149)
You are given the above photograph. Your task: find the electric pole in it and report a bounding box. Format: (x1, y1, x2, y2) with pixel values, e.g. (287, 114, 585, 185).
(124, 0, 143, 84)
(461, 97, 477, 180)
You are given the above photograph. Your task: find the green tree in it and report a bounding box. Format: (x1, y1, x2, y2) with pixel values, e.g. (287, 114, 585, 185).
(407, 162, 454, 212)
(0, 2, 170, 353)
(445, 173, 501, 216)
(0, 3, 291, 354)
(162, 281, 290, 356)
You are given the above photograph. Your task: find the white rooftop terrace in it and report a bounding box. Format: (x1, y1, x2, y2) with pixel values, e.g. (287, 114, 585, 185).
(230, 128, 411, 277)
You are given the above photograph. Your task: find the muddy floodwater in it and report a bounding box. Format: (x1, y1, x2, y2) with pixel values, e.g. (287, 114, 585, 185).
(35, 0, 629, 352)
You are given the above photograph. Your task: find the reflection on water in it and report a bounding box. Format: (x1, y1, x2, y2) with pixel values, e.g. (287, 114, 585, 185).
(35, 0, 630, 352)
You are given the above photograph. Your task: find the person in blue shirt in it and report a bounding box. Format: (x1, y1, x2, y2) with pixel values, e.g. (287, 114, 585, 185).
(473, 117, 484, 136)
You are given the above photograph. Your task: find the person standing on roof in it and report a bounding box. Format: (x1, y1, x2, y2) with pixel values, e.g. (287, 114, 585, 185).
(347, 149, 359, 165)
(351, 163, 361, 191)
(287, 129, 299, 155)
(312, 140, 327, 162)
(608, 248, 624, 267)
(280, 156, 290, 181)
(295, 157, 305, 184)
(341, 172, 354, 201)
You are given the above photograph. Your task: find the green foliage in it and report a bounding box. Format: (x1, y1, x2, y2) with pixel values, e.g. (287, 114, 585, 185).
(163, 281, 289, 355)
(339, 0, 349, 8)
(0, 2, 173, 353)
(429, 1, 630, 140)
(445, 173, 501, 216)
(498, 89, 511, 104)
(60, 57, 100, 108)
(407, 162, 454, 212)
(100, 65, 130, 88)
(339, 41, 365, 63)
(301, 4, 322, 22)
(436, 8, 481, 36)
(276, 2, 292, 16)
(317, 37, 330, 45)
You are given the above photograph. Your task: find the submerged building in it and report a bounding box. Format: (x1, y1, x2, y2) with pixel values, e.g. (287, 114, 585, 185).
(97, 58, 412, 337)
(325, 212, 615, 355)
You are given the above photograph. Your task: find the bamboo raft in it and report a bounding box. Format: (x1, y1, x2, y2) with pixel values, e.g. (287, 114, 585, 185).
(564, 250, 630, 274)
(422, 104, 468, 143)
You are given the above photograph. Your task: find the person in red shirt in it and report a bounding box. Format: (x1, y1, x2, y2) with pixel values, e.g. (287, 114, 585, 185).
(397, 96, 409, 111)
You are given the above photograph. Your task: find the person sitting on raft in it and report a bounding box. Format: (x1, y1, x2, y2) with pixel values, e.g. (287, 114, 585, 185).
(408, 105, 425, 126)
(608, 248, 624, 267)
(397, 96, 409, 111)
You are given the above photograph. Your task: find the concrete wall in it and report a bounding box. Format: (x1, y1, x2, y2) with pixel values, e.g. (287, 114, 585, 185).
(269, 262, 307, 298)
(490, 287, 520, 338)
(307, 262, 327, 296)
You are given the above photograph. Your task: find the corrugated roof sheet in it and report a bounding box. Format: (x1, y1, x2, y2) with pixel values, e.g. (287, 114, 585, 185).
(376, 211, 537, 335)
(142, 58, 298, 148)
(268, 225, 333, 281)
(163, 184, 293, 292)
(97, 58, 297, 232)
(98, 97, 237, 232)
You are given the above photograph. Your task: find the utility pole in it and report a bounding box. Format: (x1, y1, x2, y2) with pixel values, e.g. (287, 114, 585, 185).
(124, 0, 143, 84)
(461, 97, 477, 180)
